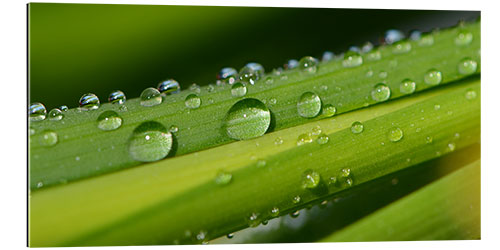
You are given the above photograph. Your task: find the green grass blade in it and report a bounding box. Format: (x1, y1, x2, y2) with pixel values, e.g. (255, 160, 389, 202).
(320, 159, 480, 242)
(29, 77, 480, 246)
(29, 21, 480, 189)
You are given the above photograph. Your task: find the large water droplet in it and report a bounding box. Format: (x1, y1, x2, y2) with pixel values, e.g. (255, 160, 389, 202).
(424, 69, 442, 86)
(351, 121, 364, 134)
(128, 121, 172, 162)
(79, 93, 100, 111)
(217, 67, 238, 84)
(384, 29, 405, 44)
(108, 90, 126, 104)
(297, 92, 322, 118)
(231, 82, 247, 97)
(458, 58, 477, 75)
(371, 83, 391, 102)
(342, 51, 363, 68)
(48, 108, 63, 121)
(215, 170, 232, 185)
(399, 79, 416, 94)
(302, 169, 321, 189)
(157, 79, 181, 95)
(392, 41, 411, 54)
(185, 94, 201, 109)
(40, 130, 58, 147)
(388, 127, 404, 142)
(299, 56, 319, 74)
(224, 98, 271, 140)
(140, 88, 162, 107)
(97, 110, 122, 131)
(455, 31, 473, 46)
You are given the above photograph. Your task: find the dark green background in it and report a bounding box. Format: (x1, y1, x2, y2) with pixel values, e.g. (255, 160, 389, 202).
(28, 4, 479, 109)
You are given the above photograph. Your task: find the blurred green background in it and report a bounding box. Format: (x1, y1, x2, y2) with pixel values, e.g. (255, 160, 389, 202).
(28, 4, 479, 110)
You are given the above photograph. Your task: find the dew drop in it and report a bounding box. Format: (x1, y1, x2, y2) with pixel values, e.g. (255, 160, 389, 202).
(48, 108, 63, 121)
(321, 51, 334, 62)
(59, 105, 68, 112)
(424, 69, 442, 86)
(185, 94, 201, 109)
(302, 169, 321, 189)
(458, 58, 478, 75)
(465, 89, 477, 100)
(140, 88, 162, 107)
(231, 82, 247, 97)
(217, 67, 238, 84)
(169, 125, 179, 133)
(247, 212, 260, 227)
(299, 56, 319, 74)
(366, 50, 381, 61)
(215, 170, 232, 185)
(342, 51, 363, 68)
(409, 30, 421, 41)
(388, 127, 404, 142)
(351, 121, 364, 134)
(400, 79, 416, 94)
(340, 168, 351, 177)
(426, 136, 433, 144)
(226, 233, 234, 239)
(384, 29, 405, 44)
(108, 90, 126, 104)
(448, 142, 456, 152)
(290, 210, 300, 218)
(379, 71, 388, 79)
(40, 130, 58, 147)
(37, 182, 43, 188)
(29, 127, 35, 135)
(274, 137, 284, 145)
(328, 176, 337, 185)
(418, 33, 434, 46)
(29, 102, 46, 121)
(434, 104, 441, 110)
(239, 63, 264, 85)
(196, 231, 207, 241)
(292, 195, 301, 204)
(224, 98, 271, 140)
(265, 76, 274, 85)
(297, 92, 322, 118)
(79, 93, 100, 111)
(285, 59, 299, 70)
(392, 41, 412, 54)
(361, 42, 374, 53)
(311, 126, 322, 136)
(271, 207, 280, 217)
(157, 79, 181, 95)
(322, 104, 337, 117)
(455, 31, 473, 46)
(371, 83, 391, 102)
(297, 133, 313, 145)
(128, 121, 172, 162)
(97, 110, 122, 131)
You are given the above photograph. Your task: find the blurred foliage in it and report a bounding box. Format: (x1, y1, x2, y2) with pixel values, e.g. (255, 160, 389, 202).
(28, 4, 478, 109)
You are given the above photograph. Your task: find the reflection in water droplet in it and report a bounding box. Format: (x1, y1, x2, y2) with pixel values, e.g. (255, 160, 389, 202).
(297, 92, 322, 118)
(224, 98, 271, 140)
(290, 210, 300, 218)
(97, 110, 122, 131)
(157, 79, 181, 94)
(285, 59, 299, 69)
(297, 133, 313, 145)
(59, 105, 69, 112)
(140, 88, 162, 107)
(128, 121, 172, 162)
(79, 93, 100, 111)
(108, 90, 126, 104)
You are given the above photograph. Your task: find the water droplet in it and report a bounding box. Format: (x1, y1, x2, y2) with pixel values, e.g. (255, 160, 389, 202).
(271, 207, 280, 217)
(265, 76, 274, 85)
(108, 90, 126, 104)
(169, 125, 179, 133)
(224, 98, 271, 140)
(384, 29, 405, 44)
(157, 79, 181, 95)
(140, 88, 162, 107)
(458, 58, 477, 75)
(75, 156, 80, 161)
(424, 69, 442, 86)
(292, 195, 301, 204)
(340, 168, 351, 177)
(388, 127, 404, 142)
(361, 42, 374, 53)
(400, 79, 416, 94)
(297, 92, 322, 118)
(97, 110, 122, 131)
(40, 130, 58, 147)
(37, 182, 43, 188)
(321, 51, 334, 62)
(455, 31, 473, 46)
(268, 98, 277, 105)
(196, 231, 207, 241)
(79, 93, 100, 111)
(418, 33, 434, 46)
(434, 104, 441, 110)
(207, 84, 215, 92)
(311, 126, 322, 136)
(409, 30, 421, 41)
(29, 102, 47, 121)
(447, 142, 456, 152)
(345, 178, 353, 186)
(322, 104, 337, 117)
(392, 41, 411, 54)
(128, 121, 172, 162)
(226, 233, 234, 239)
(215, 170, 232, 185)
(302, 169, 321, 189)
(274, 137, 284, 145)
(48, 108, 63, 121)
(351, 121, 364, 134)
(285, 59, 299, 69)
(290, 210, 300, 218)
(239, 63, 264, 85)
(379, 71, 388, 79)
(426, 136, 433, 144)
(366, 70, 374, 77)
(297, 133, 313, 145)
(256, 159, 267, 168)
(328, 176, 337, 185)
(366, 50, 381, 61)
(231, 82, 247, 97)
(247, 212, 260, 227)
(217, 67, 238, 84)
(59, 105, 68, 112)
(371, 83, 391, 102)
(185, 94, 201, 109)
(262, 220, 268, 226)
(299, 56, 319, 74)
(342, 51, 363, 68)
(29, 127, 35, 135)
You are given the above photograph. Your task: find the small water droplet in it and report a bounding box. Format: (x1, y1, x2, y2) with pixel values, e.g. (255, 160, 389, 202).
(371, 83, 391, 102)
(418, 33, 434, 46)
(140, 88, 162, 107)
(75, 156, 80, 161)
(59, 105, 68, 112)
(196, 231, 207, 241)
(37, 182, 43, 188)
(424, 69, 442, 86)
(392, 41, 412, 54)
(108, 90, 126, 104)
(128, 121, 172, 162)
(215, 170, 232, 185)
(292, 195, 301, 204)
(185, 94, 201, 109)
(317, 134, 329, 145)
(169, 125, 179, 133)
(239, 63, 264, 85)
(79, 93, 100, 111)
(322, 104, 337, 117)
(256, 159, 267, 168)
(247, 212, 260, 227)
(361, 42, 374, 53)
(224, 98, 271, 140)
(40, 130, 58, 147)
(342, 51, 363, 68)
(345, 178, 353, 186)
(366, 50, 381, 61)
(447, 142, 456, 152)
(265, 76, 274, 85)
(400, 79, 416, 94)
(157, 79, 181, 95)
(268, 98, 277, 105)
(351, 121, 364, 134)
(328, 176, 337, 185)
(321, 51, 334, 62)
(465, 89, 477, 100)
(409, 30, 422, 41)
(297, 92, 322, 118)
(384, 29, 405, 44)
(217, 68, 238, 84)
(29, 102, 47, 121)
(455, 31, 473, 46)
(271, 207, 280, 217)
(458, 58, 477, 75)
(311, 126, 322, 136)
(379, 71, 388, 79)
(274, 137, 284, 145)
(97, 110, 122, 131)
(434, 104, 441, 110)
(349, 46, 361, 53)
(426, 136, 433, 144)
(454, 133, 460, 139)
(302, 169, 321, 189)
(340, 168, 351, 178)
(207, 84, 215, 92)
(388, 127, 404, 142)
(290, 210, 300, 218)
(366, 70, 374, 77)
(297, 133, 313, 145)
(226, 233, 234, 239)
(231, 82, 247, 97)
(285, 59, 299, 69)
(299, 56, 319, 74)
(48, 108, 63, 121)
